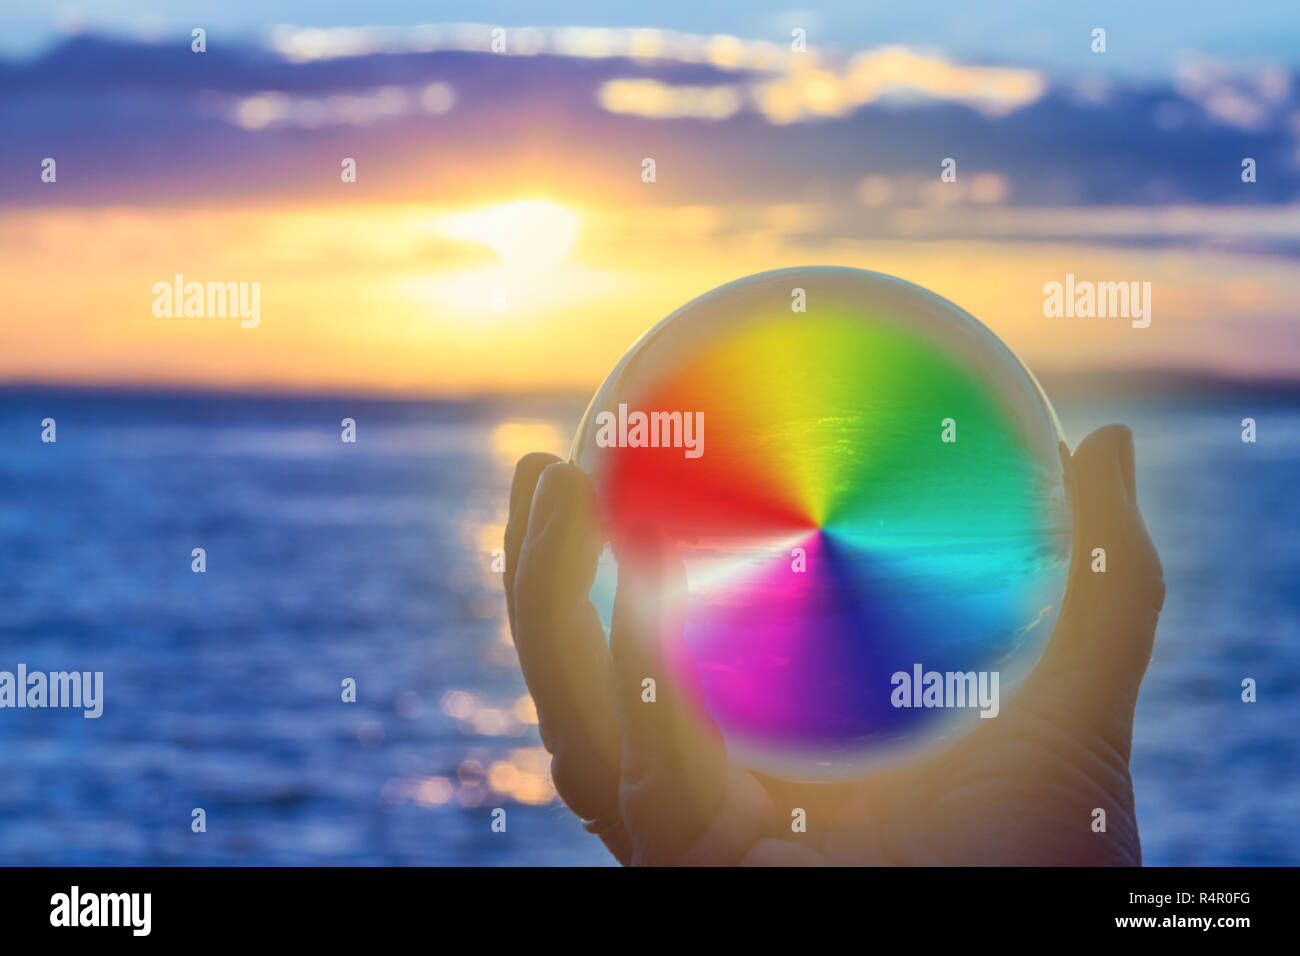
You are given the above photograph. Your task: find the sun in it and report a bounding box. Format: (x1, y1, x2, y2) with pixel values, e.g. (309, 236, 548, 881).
(433, 200, 581, 270)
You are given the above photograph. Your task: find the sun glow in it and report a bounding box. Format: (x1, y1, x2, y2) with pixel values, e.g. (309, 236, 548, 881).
(432, 200, 581, 270)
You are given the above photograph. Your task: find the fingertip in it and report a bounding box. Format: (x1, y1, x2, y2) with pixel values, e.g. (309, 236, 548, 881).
(507, 454, 561, 559)
(509, 452, 561, 519)
(525, 461, 598, 546)
(1073, 423, 1131, 461)
(1071, 424, 1134, 505)
(505, 453, 564, 635)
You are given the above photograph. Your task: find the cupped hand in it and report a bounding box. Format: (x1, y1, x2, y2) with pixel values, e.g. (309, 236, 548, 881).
(503, 425, 1164, 865)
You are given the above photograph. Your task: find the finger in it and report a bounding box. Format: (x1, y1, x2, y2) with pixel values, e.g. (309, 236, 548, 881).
(504, 452, 560, 639)
(1054, 424, 1165, 665)
(608, 526, 734, 863)
(1032, 424, 1165, 747)
(512, 462, 625, 832)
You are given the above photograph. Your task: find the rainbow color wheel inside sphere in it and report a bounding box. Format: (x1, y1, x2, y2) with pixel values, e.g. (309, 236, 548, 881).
(571, 267, 1072, 780)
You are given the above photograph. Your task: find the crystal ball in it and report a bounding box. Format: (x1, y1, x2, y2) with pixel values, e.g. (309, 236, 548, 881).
(571, 267, 1072, 780)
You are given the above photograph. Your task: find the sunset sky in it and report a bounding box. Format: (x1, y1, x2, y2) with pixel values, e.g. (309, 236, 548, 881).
(2, 4, 1298, 394)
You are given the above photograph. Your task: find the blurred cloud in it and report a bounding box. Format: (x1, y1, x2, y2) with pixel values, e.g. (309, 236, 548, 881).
(4, 30, 1297, 214)
(599, 78, 744, 120)
(270, 24, 1047, 123)
(230, 83, 453, 129)
(1175, 53, 1292, 132)
(267, 23, 789, 67)
(754, 46, 1045, 123)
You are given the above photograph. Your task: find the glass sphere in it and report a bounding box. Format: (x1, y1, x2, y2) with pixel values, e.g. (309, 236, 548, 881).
(571, 267, 1072, 780)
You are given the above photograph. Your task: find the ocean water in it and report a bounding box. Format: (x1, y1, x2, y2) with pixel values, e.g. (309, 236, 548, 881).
(0, 385, 1295, 865)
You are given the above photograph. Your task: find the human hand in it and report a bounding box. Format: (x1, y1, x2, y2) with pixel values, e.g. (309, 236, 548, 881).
(503, 424, 1164, 865)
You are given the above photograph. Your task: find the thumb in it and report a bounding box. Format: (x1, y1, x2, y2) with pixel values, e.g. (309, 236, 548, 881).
(1031, 424, 1165, 755)
(609, 526, 729, 863)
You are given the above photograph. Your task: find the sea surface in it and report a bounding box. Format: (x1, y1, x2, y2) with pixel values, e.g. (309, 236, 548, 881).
(0, 385, 1295, 865)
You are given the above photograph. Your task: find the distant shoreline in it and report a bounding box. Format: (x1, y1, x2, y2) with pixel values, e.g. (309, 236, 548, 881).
(2, 368, 1299, 407)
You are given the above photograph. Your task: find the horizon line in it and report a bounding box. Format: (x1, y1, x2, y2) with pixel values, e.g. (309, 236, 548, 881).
(3, 366, 1300, 405)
